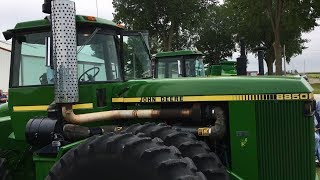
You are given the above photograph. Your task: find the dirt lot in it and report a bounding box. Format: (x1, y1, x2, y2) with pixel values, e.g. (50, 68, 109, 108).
(310, 78, 320, 85)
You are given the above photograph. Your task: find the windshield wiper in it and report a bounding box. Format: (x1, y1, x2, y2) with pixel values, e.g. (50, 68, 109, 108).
(77, 28, 101, 54)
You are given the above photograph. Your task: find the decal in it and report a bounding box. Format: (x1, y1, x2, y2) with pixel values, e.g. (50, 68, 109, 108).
(240, 138, 248, 148)
(139, 96, 183, 103)
(112, 93, 313, 103)
(276, 93, 310, 100)
(198, 128, 211, 136)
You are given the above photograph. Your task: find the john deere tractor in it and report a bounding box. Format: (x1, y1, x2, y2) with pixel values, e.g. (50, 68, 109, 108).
(153, 50, 205, 78)
(0, 0, 317, 180)
(208, 61, 237, 76)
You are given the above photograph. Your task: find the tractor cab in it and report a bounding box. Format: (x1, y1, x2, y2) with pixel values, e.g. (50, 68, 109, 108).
(153, 50, 205, 78)
(6, 16, 151, 88)
(208, 60, 237, 76)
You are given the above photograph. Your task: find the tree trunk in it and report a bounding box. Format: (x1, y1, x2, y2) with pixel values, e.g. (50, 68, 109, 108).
(265, 49, 274, 75)
(163, 36, 169, 51)
(273, 30, 282, 75)
(265, 0, 284, 75)
(266, 56, 273, 75)
(163, 26, 174, 51)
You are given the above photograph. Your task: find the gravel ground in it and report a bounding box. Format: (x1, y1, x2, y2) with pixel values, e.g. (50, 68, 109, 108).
(309, 78, 320, 84)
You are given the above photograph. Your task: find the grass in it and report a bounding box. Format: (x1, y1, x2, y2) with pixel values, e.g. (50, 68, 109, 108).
(307, 73, 320, 79)
(311, 83, 320, 94)
(317, 167, 320, 177)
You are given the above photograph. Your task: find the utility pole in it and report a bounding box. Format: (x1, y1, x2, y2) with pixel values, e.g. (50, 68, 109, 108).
(283, 45, 286, 76)
(304, 59, 306, 74)
(96, 0, 99, 17)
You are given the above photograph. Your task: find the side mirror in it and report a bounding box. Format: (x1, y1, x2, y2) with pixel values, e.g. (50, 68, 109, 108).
(2, 31, 13, 40)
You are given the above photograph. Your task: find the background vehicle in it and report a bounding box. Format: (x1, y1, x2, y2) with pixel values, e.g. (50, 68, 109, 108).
(153, 50, 205, 78)
(207, 60, 237, 76)
(0, 0, 316, 179)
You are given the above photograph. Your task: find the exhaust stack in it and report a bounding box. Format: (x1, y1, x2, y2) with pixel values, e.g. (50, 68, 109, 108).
(51, 0, 78, 103)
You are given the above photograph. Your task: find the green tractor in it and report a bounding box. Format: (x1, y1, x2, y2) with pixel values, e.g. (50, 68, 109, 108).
(153, 50, 205, 78)
(0, 0, 317, 180)
(208, 61, 237, 76)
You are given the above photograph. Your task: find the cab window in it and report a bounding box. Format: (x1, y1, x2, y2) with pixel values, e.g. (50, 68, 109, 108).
(11, 31, 121, 87)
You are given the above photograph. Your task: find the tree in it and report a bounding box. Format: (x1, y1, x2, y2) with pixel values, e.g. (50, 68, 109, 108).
(224, 0, 320, 75)
(113, 0, 216, 52)
(195, 5, 236, 65)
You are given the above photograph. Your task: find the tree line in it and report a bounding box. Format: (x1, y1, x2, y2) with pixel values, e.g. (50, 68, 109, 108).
(113, 0, 320, 75)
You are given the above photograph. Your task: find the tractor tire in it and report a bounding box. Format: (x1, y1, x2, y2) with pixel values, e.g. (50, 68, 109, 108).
(46, 132, 206, 180)
(0, 158, 10, 180)
(125, 123, 229, 180)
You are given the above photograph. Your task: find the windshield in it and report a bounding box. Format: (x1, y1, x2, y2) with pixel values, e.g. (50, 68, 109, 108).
(157, 57, 181, 78)
(185, 56, 205, 77)
(123, 35, 152, 79)
(156, 55, 204, 78)
(11, 30, 121, 87)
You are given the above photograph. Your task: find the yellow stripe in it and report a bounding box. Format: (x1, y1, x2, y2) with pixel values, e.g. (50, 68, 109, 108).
(112, 93, 314, 103)
(13, 103, 93, 112)
(73, 103, 93, 109)
(13, 105, 48, 112)
(183, 95, 234, 102)
(124, 98, 143, 103)
(112, 98, 124, 103)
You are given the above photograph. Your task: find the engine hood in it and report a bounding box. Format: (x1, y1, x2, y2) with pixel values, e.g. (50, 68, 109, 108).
(113, 76, 313, 98)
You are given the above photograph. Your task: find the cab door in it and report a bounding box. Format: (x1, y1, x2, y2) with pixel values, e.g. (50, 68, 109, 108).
(119, 31, 152, 80)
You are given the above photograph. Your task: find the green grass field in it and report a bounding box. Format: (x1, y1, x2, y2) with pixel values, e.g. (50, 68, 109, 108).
(307, 73, 320, 79)
(311, 83, 320, 94)
(317, 167, 320, 177)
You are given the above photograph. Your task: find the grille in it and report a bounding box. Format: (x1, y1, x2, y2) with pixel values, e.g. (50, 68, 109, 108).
(256, 101, 315, 180)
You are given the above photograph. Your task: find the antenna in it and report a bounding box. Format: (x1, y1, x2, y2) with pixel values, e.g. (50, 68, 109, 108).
(96, 0, 99, 17)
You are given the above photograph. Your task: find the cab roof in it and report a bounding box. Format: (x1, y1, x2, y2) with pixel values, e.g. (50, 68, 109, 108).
(11, 15, 121, 31)
(155, 50, 203, 58)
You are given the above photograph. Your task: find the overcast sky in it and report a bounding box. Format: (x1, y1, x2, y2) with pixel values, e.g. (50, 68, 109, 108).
(0, 0, 319, 73)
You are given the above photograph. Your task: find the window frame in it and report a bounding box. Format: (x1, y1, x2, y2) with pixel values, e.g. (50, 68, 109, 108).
(154, 55, 205, 78)
(10, 28, 124, 88)
(119, 30, 152, 81)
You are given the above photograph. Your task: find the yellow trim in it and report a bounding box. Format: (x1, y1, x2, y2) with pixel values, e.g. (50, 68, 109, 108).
(112, 93, 314, 103)
(73, 103, 93, 109)
(112, 98, 124, 103)
(13, 103, 93, 112)
(124, 98, 143, 103)
(13, 105, 48, 112)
